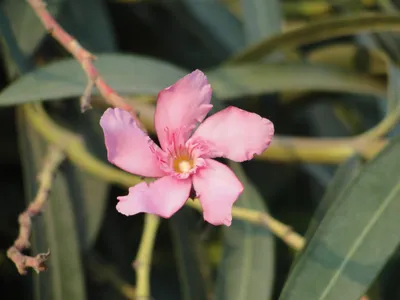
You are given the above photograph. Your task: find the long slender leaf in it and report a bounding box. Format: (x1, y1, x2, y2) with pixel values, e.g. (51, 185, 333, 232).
(207, 63, 385, 99)
(169, 207, 211, 300)
(180, 0, 244, 54)
(305, 155, 364, 241)
(387, 63, 400, 112)
(215, 161, 274, 300)
(1, 0, 64, 77)
(0, 55, 386, 105)
(229, 14, 400, 63)
(240, 0, 282, 45)
(215, 2, 279, 298)
(278, 135, 400, 300)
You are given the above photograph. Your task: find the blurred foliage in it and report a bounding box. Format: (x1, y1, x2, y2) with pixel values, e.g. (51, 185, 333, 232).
(0, 0, 400, 300)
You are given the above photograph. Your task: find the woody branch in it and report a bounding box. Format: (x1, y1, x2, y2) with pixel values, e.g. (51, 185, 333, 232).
(26, 0, 145, 129)
(7, 146, 65, 274)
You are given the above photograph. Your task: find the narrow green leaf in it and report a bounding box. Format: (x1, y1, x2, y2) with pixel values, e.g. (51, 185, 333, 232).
(216, 162, 274, 300)
(240, 0, 282, 45)
(0, 54, 186, 105)
(17, 109, 86, 300)
(229, 14, 400, 63)
(180, 0, 244, 54)
(58, 0, 117, 52)
(0, 7, 33, 74)
(169, 207, 211, 300)
(0, 55, 385, 105)
(208, 63, 385, 100)
(278, 135, 400, 300)
(305, 155, 364, 241)
(1, 0, 62, 55)
(1, 0, 64, 77)
(387, 63, 400, 112)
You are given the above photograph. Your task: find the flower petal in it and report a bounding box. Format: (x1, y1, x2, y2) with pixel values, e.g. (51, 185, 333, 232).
(155, 70, 213, 150)
(191, 106, 274, 162)
(193, 159, 243, 226)
(116, 176, 192, 218)
(100, 108, 165, 177)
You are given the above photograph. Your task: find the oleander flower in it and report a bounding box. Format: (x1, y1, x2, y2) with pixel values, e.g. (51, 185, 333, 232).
(100, 70, 274, 226)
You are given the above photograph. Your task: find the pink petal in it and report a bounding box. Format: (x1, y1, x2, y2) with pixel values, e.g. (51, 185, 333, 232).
(100, 108, 165, 177)
(116, 176, 192, 218)
(193, 159, 243, 226)
(191, 106, 274, 162)
(155, 70, 213, 150)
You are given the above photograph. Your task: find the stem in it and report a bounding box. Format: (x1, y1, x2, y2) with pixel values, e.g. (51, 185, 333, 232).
(186, 199, 305, 250)
(7, 146, 65, 274)
(133, 214, 160, 299)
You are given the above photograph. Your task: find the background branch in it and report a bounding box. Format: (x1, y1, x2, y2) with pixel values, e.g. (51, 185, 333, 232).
(7, 145, 65, 274)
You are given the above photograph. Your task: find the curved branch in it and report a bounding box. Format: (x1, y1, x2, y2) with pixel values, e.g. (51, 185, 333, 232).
(21, 101, 393, 252)
(22, 102, 305, 250)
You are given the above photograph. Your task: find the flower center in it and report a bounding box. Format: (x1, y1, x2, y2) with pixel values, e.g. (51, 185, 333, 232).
(173, 157, 194, 173)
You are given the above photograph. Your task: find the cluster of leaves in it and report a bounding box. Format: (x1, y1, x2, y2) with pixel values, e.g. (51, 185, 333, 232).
(0, 0, 400, 300)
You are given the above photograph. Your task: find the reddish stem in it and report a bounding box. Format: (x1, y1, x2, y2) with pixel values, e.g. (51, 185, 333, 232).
(7, 146, 64, 274)
(26, 0, 144, 129)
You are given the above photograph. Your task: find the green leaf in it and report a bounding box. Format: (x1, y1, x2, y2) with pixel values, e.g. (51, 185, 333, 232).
(207, 63, 385, 100)
(58, 0, 116, 52)
(1, 0, 62, 55)
(215, 162, 274, 300)
(240, 0, 282, 45)
(17, 108, 86, 300)
(0, 54, 187, 105)
(387, 63, 400, 112)
(0, 7, 33, 75)
(0, 55, 385, 106)
(305, 155, 364, 241)
(278, 135, 400, 300)
(180, 0, 244, 54)
(169, 207, 211, 300)
(0, 0, 64, 77)
(229, 14, 400, 63)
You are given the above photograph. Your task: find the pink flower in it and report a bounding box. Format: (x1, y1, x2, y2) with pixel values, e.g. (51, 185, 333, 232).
(100, 70, 274, 226)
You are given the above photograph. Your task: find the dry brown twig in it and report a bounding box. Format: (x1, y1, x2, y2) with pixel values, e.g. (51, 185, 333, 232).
(7, 146, 65, 274)
(26, 0, 145, 130)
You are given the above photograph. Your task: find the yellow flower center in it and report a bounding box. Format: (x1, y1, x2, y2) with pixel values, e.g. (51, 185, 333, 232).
(173, 157, 194, 173)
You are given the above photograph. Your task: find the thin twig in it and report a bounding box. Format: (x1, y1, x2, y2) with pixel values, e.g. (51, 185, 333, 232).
(7, 146, 65, 274)
(186, 198, 305, 250)
(133, 214, 160, 299)
(26, 0, 145, 130)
